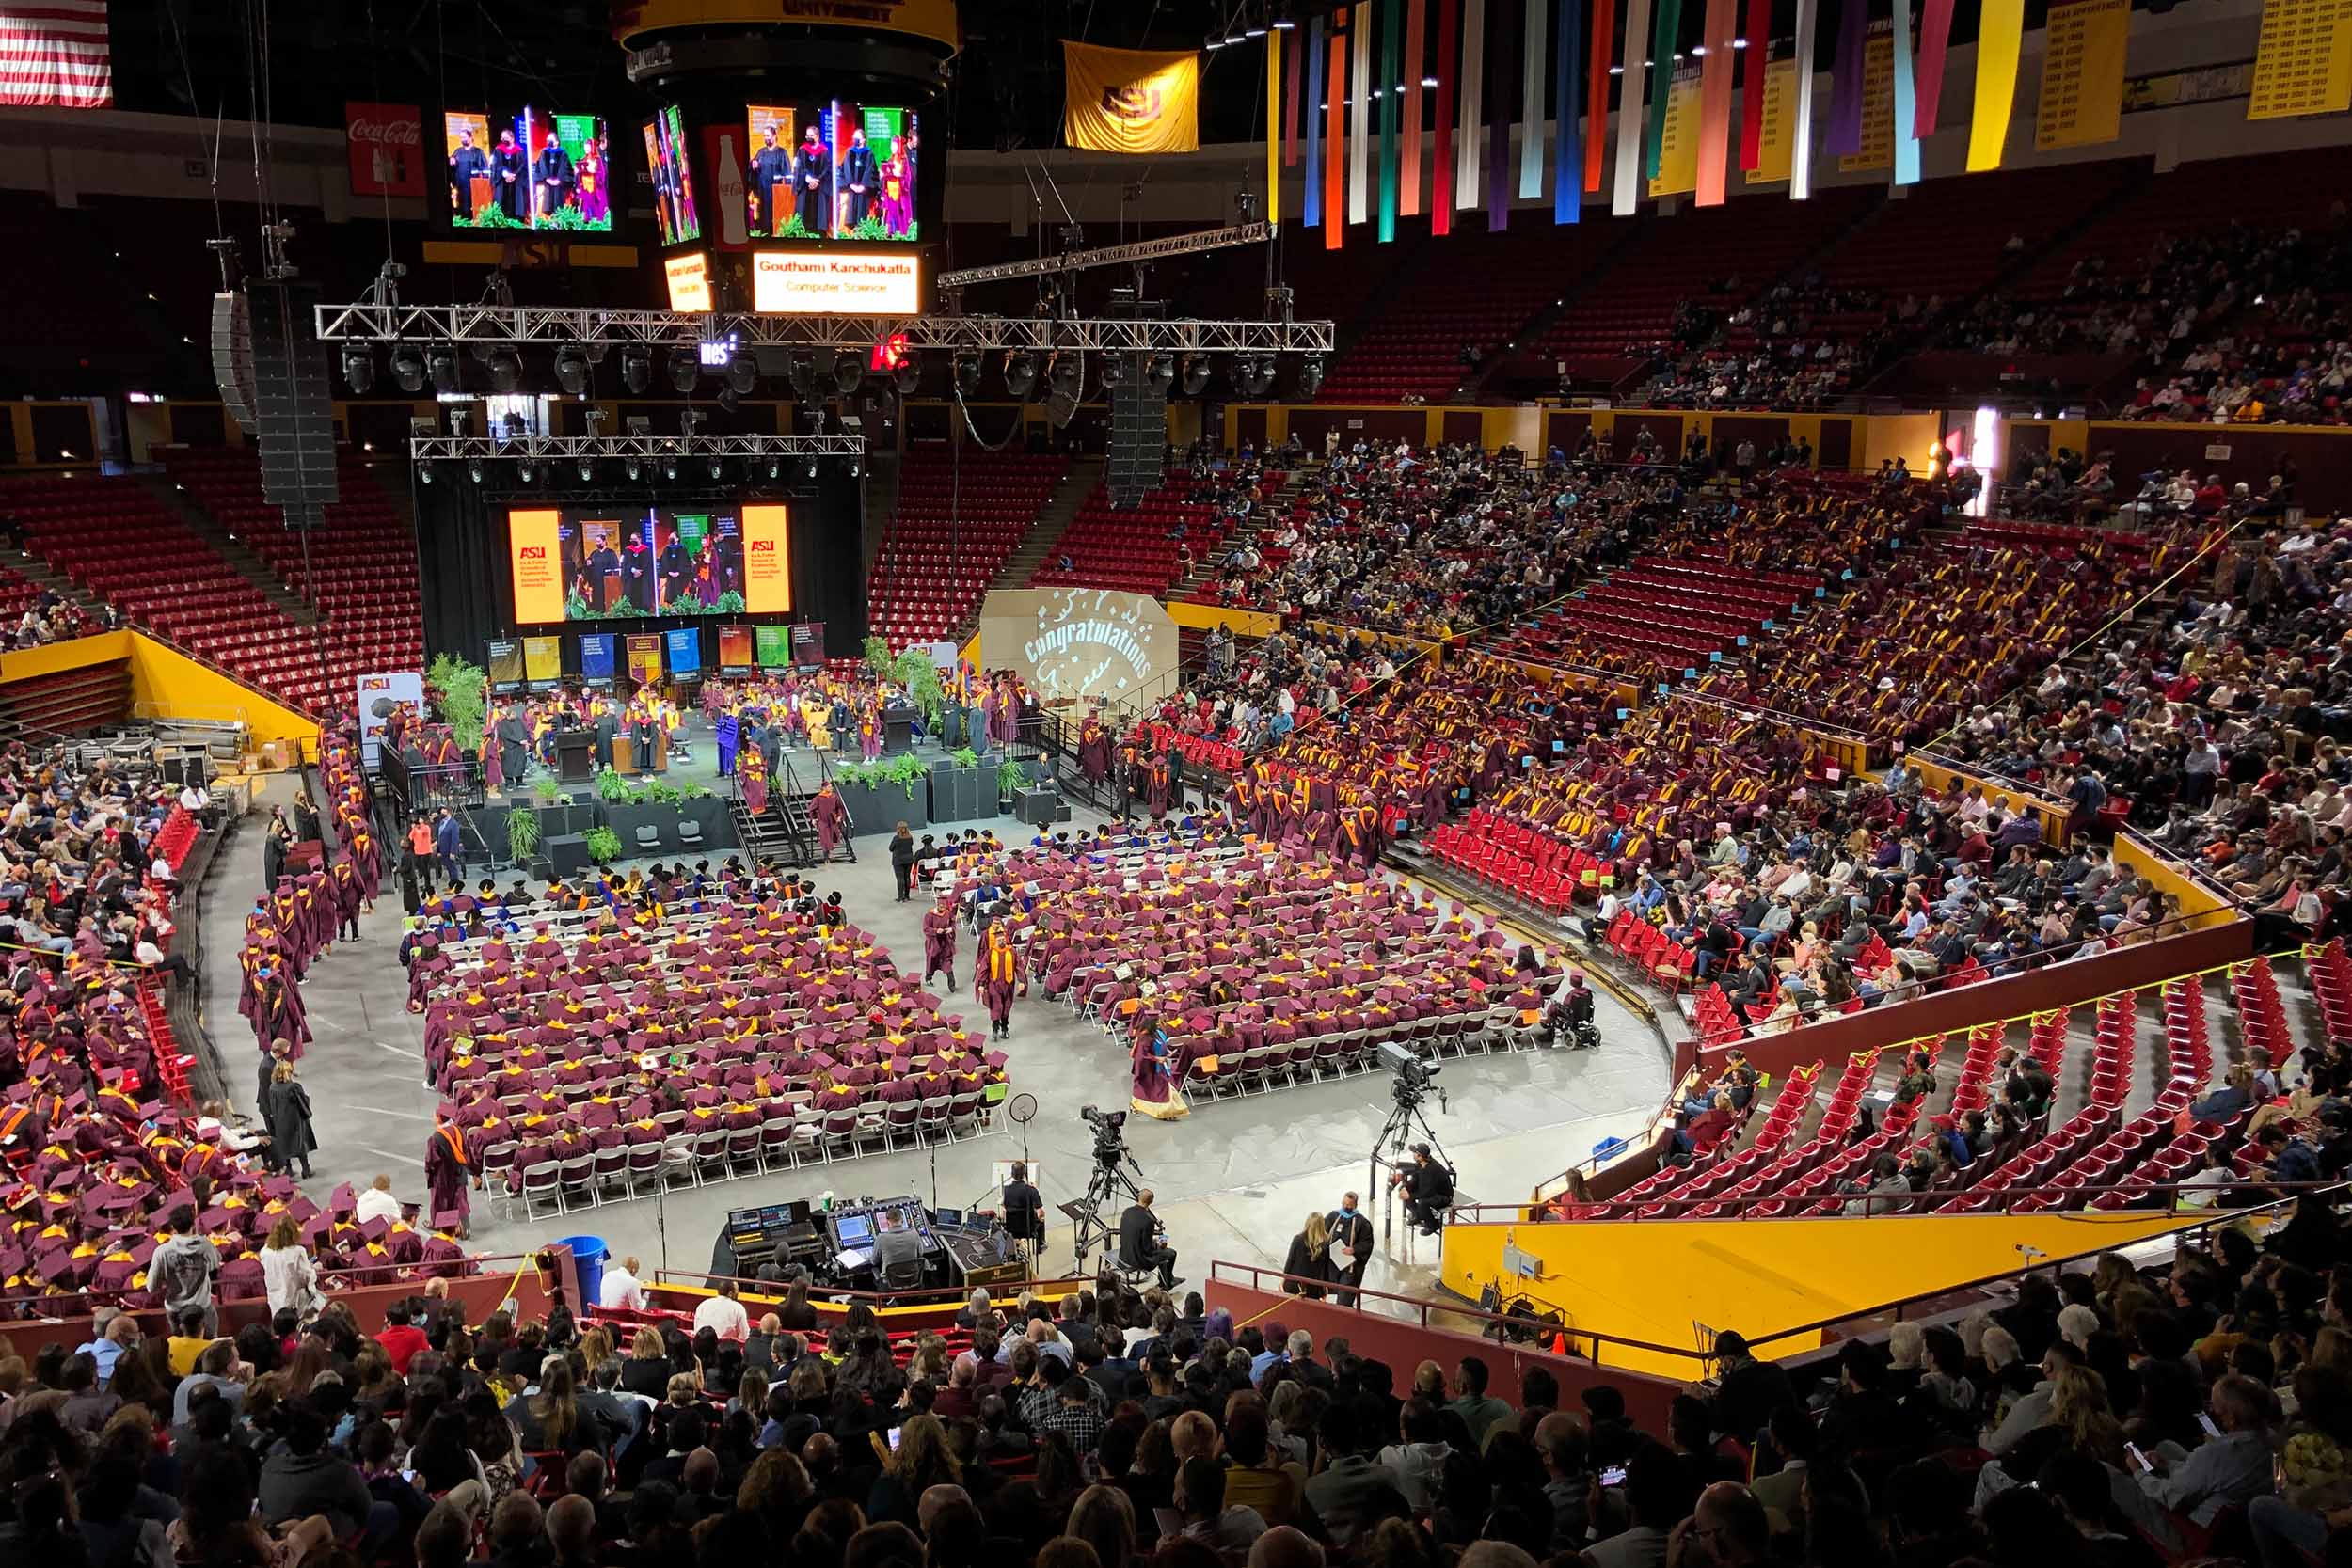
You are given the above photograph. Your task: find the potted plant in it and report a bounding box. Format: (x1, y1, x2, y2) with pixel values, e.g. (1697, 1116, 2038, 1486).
(532, 773, 575, 840)
(425, 653, 488, 756)
(583, 825, 623, 865)
(505, 806, 540, 867)
(997, 757, 1032, 810)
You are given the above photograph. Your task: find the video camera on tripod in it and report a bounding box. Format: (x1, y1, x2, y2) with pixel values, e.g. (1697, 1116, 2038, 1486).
(1377, 1039, 1446, 1110)
(1080, 1104, 1130, 1166)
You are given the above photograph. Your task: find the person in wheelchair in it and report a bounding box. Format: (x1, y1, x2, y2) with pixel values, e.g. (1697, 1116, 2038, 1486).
(1545, 971, 1600, 1050)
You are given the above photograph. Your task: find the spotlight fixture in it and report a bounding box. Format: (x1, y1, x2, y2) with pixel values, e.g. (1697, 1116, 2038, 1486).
(1047, 351, 1083, 399)
(577, 459, 594, 483)
(1149, 352, 1176, 391)
(717, 383, 741, 414)
(486, 349, 522, 393)
(766, 458, 781, 480)
(1205, 31, 1225, 49)
(831, 350, 864, 395)
(517, 461, 535, 483)
(805, 461, 818, 480)
(1180, 354, 1212, 396)
(666, 347, 699, 394)
(1295, 355, 1325, 398)
(621, 344, 651, 395)
(553, 346, 591, 396)
(725, 350, 758, 395)
(786, 350, 817, 398)
(340, 343, 374, 394)
(1272, 3, 1297, 26)
(626, 459, 643, 482)
(427, 346, 460, 395)
(467, 460, 485, 483)
(952, 354, 980, 396)
(418, 464, 435, 484)
(1228, 353, 1258, 392)
(1002, 351, 1039, 398)
(892, 354, 920, 394)
(1100, 353, 1126, 390)
(1248, 356, 1278, 397)
(389, 345, 425, 392)
(707, 457, 723, 481)
(662, 458, 678, 481)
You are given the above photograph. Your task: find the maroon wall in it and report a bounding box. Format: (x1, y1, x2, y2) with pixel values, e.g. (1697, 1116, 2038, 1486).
(2083, 424, 2352, 510)
(1285, 407, 1426, 451)
(1712, 415, 1790, 454)
(1547, 410, 1593, 453)
(1816, 418, 1855, 469)
(1442, 410, 1485, 445)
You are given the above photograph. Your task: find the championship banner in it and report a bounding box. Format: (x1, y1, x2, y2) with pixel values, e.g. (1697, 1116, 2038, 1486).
(1647, 70, 1702, 197)
(1836, 28, 1895, 173)
(754, 625, 792, 669)
(626, 633, 664, 687)
(1643, 0, 1682, 176)
(663, 626, 702, 677)
(1738, 0, 1771, 168)
(1061, 41, 1200, 154)
(1824, 0, 1867, 155)
(1585, 0, 1614, 190)
(1693, 0, 1737, 206)
(1552, 0, 1582, 222)
(1350, 1, 1372, 226)
(346, 102, 425, 198)
(1913, 0, 1957, 135)
(1519, 0, 1549, 198)
(1750, 57, 1799, 182)
(1967, 0, 2025, 170)
(1402, 0, 1427, 215)
(2034, 0, 2128, 151)
(579, 632, 617, 686)
(1457, 0, 1486, 209)
(1433, 0, 1459, 231)
(1613, 0, 1654, 214)
(2248, 0, 2352, 120)
(1789, 0, 1820, 197)
(521, 634, 564, 688)
(717, 625, 753, 673)
(977, 589, 1177, 705)
(1305, 14, 1326, 228)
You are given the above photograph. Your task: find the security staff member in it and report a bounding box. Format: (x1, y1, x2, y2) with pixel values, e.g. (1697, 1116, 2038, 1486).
(1000, 1160, 1045, 1258)
(1390, 1143, 1455, 1236)
(1117, 1187, 1179, 1289)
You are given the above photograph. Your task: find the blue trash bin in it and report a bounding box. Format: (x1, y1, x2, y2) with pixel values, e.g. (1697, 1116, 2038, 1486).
(557, 1234, 608, 1308)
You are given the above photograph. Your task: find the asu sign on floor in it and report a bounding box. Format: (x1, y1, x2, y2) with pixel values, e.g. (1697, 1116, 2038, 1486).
(977, 588, 1175, 705)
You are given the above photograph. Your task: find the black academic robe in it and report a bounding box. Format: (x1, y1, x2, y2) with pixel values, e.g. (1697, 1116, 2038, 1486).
(488, 142, 526, 219)
(791, 143, 829, 234)
(532, 144, 575, 221)
(497, 715, 531, 784)
(750, 143, 792, 232)
(593, 713, 619, 769)
(839, 142, 878, 229)
(449, 144, 487, 219)
(621, 544, 654, 610)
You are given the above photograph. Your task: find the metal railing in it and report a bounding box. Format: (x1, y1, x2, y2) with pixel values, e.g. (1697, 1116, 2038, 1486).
(1445, 1175, 2349, 1227)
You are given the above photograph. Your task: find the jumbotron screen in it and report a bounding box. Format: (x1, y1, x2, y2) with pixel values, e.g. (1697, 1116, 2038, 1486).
(743, 102, 918, 242)
(508, 504, 789, 625)
(643, 103, 702, 246)
(443, 108, 612, 231)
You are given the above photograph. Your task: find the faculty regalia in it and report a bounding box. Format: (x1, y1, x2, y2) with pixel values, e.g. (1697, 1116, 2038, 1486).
(423, 1122, 472, 1235)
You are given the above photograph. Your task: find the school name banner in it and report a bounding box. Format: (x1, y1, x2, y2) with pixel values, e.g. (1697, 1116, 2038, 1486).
(1062, 40, 1201, 154)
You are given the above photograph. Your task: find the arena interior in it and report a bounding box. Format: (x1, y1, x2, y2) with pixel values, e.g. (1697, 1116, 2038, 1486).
(2, 1, 2352, 1565)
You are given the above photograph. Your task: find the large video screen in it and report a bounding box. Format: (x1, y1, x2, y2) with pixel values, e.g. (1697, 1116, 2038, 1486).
(744, 102, 919, 242)
(443, 108, 611, 231)
(643, 104, 702, 246)
(508, 503, 790, 625)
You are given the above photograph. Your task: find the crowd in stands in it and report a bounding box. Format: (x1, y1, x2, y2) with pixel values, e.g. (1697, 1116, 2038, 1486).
(3, 589, 98, 652)
(1642, 283, 1917, 410)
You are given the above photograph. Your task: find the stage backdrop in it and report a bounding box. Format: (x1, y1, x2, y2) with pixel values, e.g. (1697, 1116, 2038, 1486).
(977, 588, 1175, 705)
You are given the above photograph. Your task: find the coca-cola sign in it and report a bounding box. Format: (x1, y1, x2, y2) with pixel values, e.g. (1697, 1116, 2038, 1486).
(346, 101, 425, 198)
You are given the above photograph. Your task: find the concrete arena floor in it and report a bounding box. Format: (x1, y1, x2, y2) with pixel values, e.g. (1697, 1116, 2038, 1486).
(199, 771, 1670, 1316)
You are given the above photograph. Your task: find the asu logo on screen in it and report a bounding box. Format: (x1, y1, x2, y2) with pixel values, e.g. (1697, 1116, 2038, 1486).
(1100, 83, 1166, 124)
(740, 504, 792, 614)
(519, 546, 548, 560)
(508, 510, 566, 625)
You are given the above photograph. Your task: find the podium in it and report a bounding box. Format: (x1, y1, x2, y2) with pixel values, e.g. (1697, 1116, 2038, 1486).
(614, 732, 668, 774)
(884, 714, 914, 754)
(556, 729, 596, 784)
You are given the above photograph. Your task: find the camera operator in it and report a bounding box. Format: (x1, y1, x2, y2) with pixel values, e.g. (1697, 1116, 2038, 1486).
(1389, 1142, 1455, 1236)
(1001, 1160, 1045, 1259)
(1117, 1187, 1179, 1288)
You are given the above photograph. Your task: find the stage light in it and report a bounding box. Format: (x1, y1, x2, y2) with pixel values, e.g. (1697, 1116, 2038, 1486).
(340, 343, 374, 394)
(577, 459, 594, 483)
(389, 345, 425, 392)
(418, 463, 435, 484)
(1003, 351, 1039, 398)
(766, 458, 780, 480)
(553, 347, 591, 396)
(786, 350, 817, 398)
(1205, 32, 1224, 49)
(707, 457, 723, 480)
(662, 458, 678, 481)
(953, 354, 981, 396)
(1048, 352, 1083, 398)
(850, 460, 861, 477)
(427, 346, 460, 395)
(1248, 356, 1277, 397)
(831, 350, 864, 395)
(1181, 354, 1212, 396)
(666, 347, 699, 394)
(892, 354, 920, 394)
(1295, 355, 1325, 397)
(716, 384, 741, 414)
(467, 460, 485, 483)
(517, 461, 535, 483)
(486, 349, 522, 393)
(805, 461, 818, 479)
(1100, 353, 1126, 390)
(725, 350, 757, 395)
(627, 459, 643, 481)
(621, 345, 651, 395)
(1149, 352, 1176, 391)
(1228, 353, 1258, 392)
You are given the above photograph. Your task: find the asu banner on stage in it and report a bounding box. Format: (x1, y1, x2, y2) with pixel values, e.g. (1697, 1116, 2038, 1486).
(1062, 41, 1200, 155)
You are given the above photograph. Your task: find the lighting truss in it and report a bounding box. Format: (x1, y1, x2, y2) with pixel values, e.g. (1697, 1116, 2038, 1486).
(933, 222, 1275, 292)
(315, 304, 1334, 356)
(410, 434, 866, 464)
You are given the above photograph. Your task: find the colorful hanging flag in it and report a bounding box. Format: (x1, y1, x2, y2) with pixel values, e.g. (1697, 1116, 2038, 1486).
(1283, 19, 1305, 162)
(1643, 0, 1681, 177)
(1693, 0, 1736, 205)
(1584, 0, 1613, 190)
(1913, 0, 1956, 135)
(0, 0, 111, 108)
(1824, 0, 1867, 156)
(1751, 54, 1799, 182)
(1553, 0, 1582, 221)
(1380, 0, 1402, 239)
(1267, 29, 1284, 223)
(1402, 0, 1427, 215)
(1836, 26, 1895, 172)
(1488, 0, 1515, 226)
(2033, 0, 2128, 151)
(1613, 0, 1654, 214)
(1520, 0, 1549, 197)
(1351, 1, 1373, 223)
(1738, 0, 1772, 169)
(1889, 3, 1920, 183)
(1647, 68, 1701, 197)
(1305, 13, 1326, 227)
(1789, 0, 1819, 197)
(1061, 41, 1201, 154)
(1326, 19, 1347, 246)
(1434, 0, 1459, 231)
(1458, 0, 1486, 208)
(1967, 0, 2024, 171)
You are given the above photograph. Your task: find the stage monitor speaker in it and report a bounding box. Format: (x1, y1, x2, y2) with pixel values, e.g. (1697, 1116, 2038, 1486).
(243, 278, 340, 531)
(546, 833, 591, 878)
(1016, 788, 1070, 827)
(1106, 352, 1165, 509)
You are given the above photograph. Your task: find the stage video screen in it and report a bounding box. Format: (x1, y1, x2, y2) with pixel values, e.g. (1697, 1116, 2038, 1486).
(443, 108, 611, 231)
(744, 102, 919, 242)
(643, 103, 702, 246)
(508, 503, 790, 625)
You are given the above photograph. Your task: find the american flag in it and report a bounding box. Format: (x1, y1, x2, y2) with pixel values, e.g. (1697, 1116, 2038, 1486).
(0, 1, 111, 109)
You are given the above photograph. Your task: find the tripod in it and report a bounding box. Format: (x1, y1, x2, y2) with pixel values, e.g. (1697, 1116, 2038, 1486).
(1368, 1079, 1453, 1248)
(1067, 1144, 1145, 1267)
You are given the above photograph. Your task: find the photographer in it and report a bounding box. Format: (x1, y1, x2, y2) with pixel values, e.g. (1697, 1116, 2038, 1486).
(1117, 1188, 1179, 1288)
(1390, 1143, 1455, 1237)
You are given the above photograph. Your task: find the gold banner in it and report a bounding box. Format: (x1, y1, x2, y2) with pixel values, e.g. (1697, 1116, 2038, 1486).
(1062, 40, 1201, 155)
(2034, 0, 2129, 151)
(2247, 0, 2352, 120)
(1646, 71, 1702, 198)
(1749, 58, 1798, 184)
(522, 635, 563, 684)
